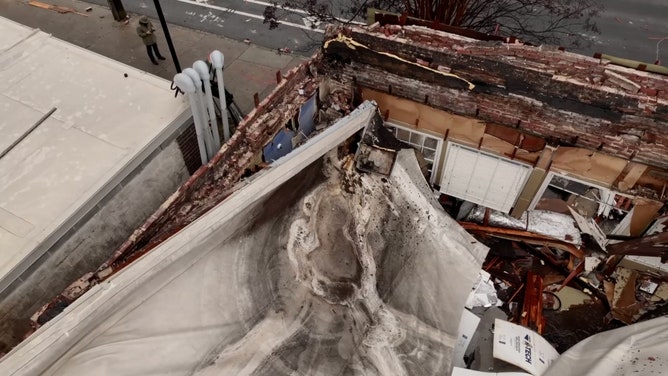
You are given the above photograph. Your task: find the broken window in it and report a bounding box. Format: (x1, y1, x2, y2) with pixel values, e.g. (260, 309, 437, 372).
(384, 122, 442, 184)
(530, 173, 636, 238)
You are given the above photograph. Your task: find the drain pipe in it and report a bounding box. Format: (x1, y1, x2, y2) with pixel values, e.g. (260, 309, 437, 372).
(183, 68, 215, 160)
(209, 50, 231, 142)
(174, 72, 208, 165)
(193, 60, 221, 152)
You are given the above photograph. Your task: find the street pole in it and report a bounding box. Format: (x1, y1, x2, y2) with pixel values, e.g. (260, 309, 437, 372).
(152, 0, 181, 73)
(108, 0, 127, 21)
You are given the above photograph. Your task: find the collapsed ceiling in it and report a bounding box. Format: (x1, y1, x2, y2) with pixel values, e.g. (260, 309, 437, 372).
(0, 110, 489, 374)
(3, 20, 668, 376)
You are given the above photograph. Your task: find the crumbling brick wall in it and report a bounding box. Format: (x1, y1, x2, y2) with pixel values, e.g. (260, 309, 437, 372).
(102, 62, 317, 270)
(29, 60, 318, 322)
(322, 25, 668, 170)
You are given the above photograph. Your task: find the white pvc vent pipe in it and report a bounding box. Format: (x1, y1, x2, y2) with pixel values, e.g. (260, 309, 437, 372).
(209, 50, 231, 142)
(193, 60, 221, 152)
(173, 72, 208, 165)
(184, 67, 215, 160)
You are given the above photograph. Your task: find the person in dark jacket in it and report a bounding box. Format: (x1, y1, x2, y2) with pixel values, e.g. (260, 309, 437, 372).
(136, 16, 166, 65)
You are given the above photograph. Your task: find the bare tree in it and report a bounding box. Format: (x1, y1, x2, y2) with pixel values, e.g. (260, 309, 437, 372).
(264, 0, 603, 47)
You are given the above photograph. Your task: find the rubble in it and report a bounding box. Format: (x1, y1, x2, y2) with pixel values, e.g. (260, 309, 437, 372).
(4, 17, 668, 376)
(349, 112, 666, 369)
(453, 190, 667, 370)
(28, 0, 88, 16)
(464, 207, 582, 245)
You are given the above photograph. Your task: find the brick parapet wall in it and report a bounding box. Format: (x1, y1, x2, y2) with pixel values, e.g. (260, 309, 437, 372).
(326, 26, 668, 170)
(391, 25, 668, 102)
(102, 63, 316, 270)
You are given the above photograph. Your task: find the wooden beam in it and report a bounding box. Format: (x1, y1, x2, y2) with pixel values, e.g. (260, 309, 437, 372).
(607, 231, 668, 258)
(521, 271, 545, 334)
(29, 0, 88, 16)
(459, 222, 584, 259)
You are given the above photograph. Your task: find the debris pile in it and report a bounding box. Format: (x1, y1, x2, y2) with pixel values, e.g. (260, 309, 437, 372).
(345, 114, 668, 373)
(22, 60, 357, 341)
(449, 201, 668, 373)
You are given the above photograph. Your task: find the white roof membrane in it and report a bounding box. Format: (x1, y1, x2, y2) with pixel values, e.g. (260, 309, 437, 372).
(0, 17, 189, 290)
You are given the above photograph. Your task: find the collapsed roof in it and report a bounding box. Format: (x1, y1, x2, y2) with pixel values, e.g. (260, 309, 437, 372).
(0, 103, 490, 375)
(3, 21, 668, 375)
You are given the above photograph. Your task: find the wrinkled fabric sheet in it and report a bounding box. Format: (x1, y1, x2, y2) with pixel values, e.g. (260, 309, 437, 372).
(13, 150, 487, 376)
(544, 316, 668, 376)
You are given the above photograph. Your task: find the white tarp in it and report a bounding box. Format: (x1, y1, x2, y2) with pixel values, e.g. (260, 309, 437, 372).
(543, 316, 668, 376)
(453, 367, 529, 376)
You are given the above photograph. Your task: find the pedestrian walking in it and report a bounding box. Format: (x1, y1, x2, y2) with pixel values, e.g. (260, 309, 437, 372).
(136, 16, 166, 65)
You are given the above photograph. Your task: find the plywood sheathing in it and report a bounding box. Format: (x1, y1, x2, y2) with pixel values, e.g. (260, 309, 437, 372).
(616, 163, 649, 192)
(361, 88, 542, 164)
(363, 87, 484, 141)
(629, 198, 664, 236)
(636, 166, 668, 196)
(550, 147, 628, 187)
(511, 168, 547, 218)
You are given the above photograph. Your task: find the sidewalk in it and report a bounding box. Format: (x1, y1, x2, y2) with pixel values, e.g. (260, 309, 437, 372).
(0, 0, 307, 114)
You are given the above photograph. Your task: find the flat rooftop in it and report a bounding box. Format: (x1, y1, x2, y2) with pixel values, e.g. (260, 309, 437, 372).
(0, 17, 189, 293)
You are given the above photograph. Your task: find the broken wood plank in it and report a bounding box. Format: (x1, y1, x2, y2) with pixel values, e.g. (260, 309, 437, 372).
(599, 254, 625, 276)
(611, 268, 641, 324)
(615, 162, 648, 192)
(606, 231, 668, 258)
(521, 271, 545, 334)
(28, 0, 89, 17)
(558, 259, 584, 292)
(459, 222, 585, 259)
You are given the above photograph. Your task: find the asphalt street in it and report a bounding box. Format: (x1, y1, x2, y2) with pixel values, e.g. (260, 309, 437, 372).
(575, 0, 668, 64)
(86, 0, 325, 56)
(88, 0, 668, 63)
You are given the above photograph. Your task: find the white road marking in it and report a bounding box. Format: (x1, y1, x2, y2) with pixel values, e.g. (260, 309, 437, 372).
(243, 0, 365, 25)
(176, 0, 325, 33)
(244, 0, 308, 15)
(302, 16, 321, 29)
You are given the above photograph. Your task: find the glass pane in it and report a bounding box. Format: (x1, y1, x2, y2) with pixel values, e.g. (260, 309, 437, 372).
(424, 137, 438, 149)
(423, 148, 435, 160)
(410, 132, 425, 145)
(397, 129, 410, 141)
